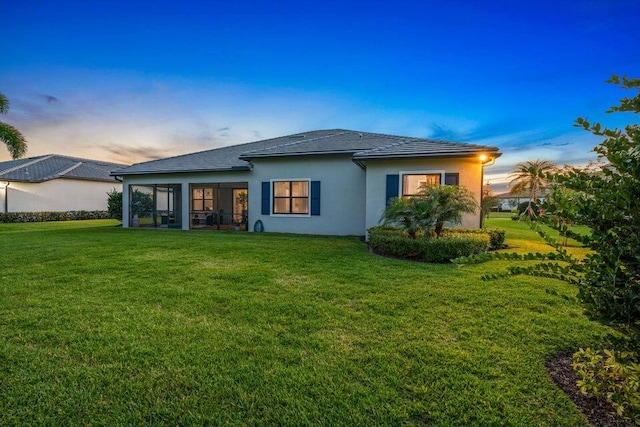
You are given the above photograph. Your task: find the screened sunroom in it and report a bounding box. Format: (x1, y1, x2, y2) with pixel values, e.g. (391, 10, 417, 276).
(189, 182, 248, 231)
(129, 184, 182, 228)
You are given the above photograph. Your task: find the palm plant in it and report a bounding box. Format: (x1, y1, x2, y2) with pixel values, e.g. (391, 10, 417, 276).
(425, 185, 478, 237)
(379, 196, 439, 238)
(0, 92, 27, 159)
(380, 185, 477, 238)
(508, 159, 556, 217)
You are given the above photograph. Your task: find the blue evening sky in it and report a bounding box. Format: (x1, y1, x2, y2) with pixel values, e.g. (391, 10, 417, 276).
(1, 0, 638, 190)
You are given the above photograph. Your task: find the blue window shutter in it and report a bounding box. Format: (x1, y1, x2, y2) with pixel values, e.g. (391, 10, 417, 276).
(386, 174, 399, 206)
(261, 182, 270, 215)
(445, 173, 459, 186)
(310, 181, 321, 215)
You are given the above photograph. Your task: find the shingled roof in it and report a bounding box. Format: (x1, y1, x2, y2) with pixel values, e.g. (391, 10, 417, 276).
(0, 155, 126, 183)
(113, 129, 500, 176)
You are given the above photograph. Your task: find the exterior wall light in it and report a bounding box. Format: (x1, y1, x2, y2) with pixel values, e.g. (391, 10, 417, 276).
(479, 154, 496, 166)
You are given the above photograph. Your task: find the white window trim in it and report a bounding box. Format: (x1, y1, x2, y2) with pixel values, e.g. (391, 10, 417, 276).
(399, 170, 445, 196)
(269, 178, 312, 217)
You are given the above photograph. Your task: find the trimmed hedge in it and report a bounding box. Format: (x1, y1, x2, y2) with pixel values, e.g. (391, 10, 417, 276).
(0, 211, 110, 223)
(368, 226, 490, 263)
(443, 227, 506, 250)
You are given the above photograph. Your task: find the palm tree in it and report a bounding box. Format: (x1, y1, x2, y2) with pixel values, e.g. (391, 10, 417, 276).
(0, 92, 27, 159)
(508, 159, 556, 217)
(379, 185, 477, 238)
(379, 195, 440, 238)
(426, 184, 477, 237)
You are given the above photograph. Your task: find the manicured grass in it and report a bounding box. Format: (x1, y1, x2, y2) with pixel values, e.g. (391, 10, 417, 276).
(0, 220, 607, 425)
(487, 211, 515, 219)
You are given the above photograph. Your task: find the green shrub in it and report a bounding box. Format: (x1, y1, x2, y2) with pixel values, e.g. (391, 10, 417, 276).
(107, 189, 123, 220)
(573, 348, 640, 423)
(517, 201, 540, 218)
(0, 211, 110, 223)
(368, 226, 489, 263)
(441, 227, 506, 250)
(487, 228, 506, 249)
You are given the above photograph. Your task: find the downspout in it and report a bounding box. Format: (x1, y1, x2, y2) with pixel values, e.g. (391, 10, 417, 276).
(480, 165, 484, 228)
(3, 182, 9, 214)
(478, 155, 497, 228)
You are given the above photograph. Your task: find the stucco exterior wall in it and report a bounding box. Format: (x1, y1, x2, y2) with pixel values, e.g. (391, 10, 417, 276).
(121, 156, 366, 235)
(0, 179, 121, 213)
(364, 157, 484, 232)
(249, 155, 366, 236)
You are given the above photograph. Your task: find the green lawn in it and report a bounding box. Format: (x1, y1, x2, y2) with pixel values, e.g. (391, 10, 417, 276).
(487, 211, 515, 219)
(0, 219, 606, 425)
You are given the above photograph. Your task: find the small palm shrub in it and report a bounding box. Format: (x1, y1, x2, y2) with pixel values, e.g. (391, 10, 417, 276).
(380, 184, 477, 238)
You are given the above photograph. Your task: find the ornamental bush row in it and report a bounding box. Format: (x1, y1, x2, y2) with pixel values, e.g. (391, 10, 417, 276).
(442, 227, 506, 250)
(0, 211, 110, 223)
(368, 226, 491, 263)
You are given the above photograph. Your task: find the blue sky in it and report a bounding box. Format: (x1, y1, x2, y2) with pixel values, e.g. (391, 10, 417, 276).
(1, 0, 638, 190)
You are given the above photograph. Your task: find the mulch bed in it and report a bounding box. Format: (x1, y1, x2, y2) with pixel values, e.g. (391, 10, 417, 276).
(546, 353, 635, 426)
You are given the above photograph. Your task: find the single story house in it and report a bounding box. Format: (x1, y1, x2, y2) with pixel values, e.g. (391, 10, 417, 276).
(112, 129, 501, 235)
(0, 154, 126, 213)
(494, 191, 547, 212)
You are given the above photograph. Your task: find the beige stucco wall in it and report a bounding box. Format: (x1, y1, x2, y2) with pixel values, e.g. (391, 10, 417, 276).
(363, 157, 484, 232)
(0, 178, 121, 213)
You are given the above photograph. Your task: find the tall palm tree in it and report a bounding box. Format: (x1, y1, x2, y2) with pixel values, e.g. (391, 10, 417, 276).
(0, 92, 27, 159)
(508, 159, 556, 217)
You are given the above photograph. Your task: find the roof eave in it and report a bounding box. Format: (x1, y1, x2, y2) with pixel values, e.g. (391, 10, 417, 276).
(353, 151, 502, 161)
(111, 165, 252, 177)
(0, 176, 119, 184)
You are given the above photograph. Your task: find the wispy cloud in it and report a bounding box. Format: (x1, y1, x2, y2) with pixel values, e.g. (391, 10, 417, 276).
(40, 94, 59, 104)
(0, 67, 606, 187)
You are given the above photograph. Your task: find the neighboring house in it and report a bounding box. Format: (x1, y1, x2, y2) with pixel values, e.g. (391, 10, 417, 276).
(494, 191, 547, 212)
(112, 129, 501, 236)
(0, 155, 126, 213)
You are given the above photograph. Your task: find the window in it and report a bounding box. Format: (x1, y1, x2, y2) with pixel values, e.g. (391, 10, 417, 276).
(192, 187, 214, 211)
(273, 180, 309, 214)
(402, 173, 441, 197)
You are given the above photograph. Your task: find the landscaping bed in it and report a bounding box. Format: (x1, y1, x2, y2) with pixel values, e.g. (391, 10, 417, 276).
(367, 226, 505, 263)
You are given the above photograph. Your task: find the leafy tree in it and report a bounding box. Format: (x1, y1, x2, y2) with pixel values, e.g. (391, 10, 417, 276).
(549, 76, 640, 345)
(508, 159, 556, 218)
(107, 189, 123, 220)
(0, 92, 27, 159)
(380, 184, 477, 238)
(459, 75, 640, 421)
